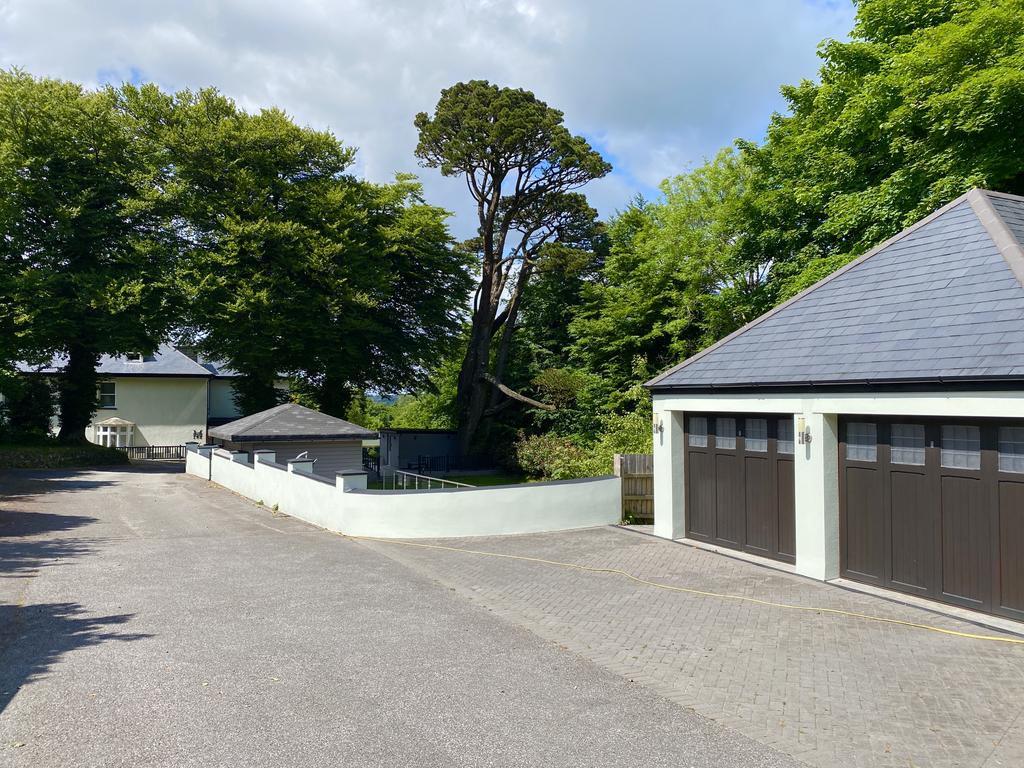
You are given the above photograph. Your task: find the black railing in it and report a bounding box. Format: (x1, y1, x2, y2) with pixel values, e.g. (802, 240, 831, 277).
(120, 445, 187, 460)
(415, 454, 490, 474)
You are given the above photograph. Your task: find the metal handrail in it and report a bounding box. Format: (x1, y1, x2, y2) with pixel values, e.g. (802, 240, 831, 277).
(384, 469, 474, 490)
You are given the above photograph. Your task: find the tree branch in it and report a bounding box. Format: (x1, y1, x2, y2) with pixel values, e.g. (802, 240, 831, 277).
(479, 372, 555, 411)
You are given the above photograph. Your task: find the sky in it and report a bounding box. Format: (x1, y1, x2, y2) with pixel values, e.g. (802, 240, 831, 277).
(0, 0, 856, 238)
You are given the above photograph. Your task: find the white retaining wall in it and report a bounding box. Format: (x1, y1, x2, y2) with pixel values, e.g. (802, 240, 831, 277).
(186, 445, 621, 538)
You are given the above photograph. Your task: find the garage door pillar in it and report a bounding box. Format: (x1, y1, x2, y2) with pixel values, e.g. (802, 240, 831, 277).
(653, 410, 686, 540)
(794, 412, 840, 581)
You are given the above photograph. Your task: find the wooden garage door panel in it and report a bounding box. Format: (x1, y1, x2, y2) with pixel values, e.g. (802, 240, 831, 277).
(889, 471, 933, 594)
(687, 452, 716, 538)
(940, 475, 988, 607)
(744, 456, 772, 554)
(844, 466, 885, 582)
(998, 480, 1024, 615)
(777, 459, 796, 560)
(715, 453, 744, 546)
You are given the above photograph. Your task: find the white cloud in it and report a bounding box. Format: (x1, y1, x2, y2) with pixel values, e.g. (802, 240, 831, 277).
(0, 0, 854, 236)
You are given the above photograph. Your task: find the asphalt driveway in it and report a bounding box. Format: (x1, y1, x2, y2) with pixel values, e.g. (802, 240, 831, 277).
(0, 466, 797, 768)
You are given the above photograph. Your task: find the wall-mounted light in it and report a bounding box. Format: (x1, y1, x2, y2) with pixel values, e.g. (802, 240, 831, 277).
(797, 416, 812, 445)
(653, 413, 664, 436)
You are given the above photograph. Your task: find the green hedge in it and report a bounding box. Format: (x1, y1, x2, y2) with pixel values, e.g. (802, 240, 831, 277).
(0, 443, 131, 469)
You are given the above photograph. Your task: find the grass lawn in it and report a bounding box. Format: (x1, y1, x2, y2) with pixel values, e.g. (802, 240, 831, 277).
(443, 473, 528, 487)
(0, 442, 130, 469)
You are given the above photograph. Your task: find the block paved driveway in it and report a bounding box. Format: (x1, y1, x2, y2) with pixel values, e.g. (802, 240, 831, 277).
(0, 466, 798, 768)
(361, 528, 1024, 768)
(2, 469, 1023, 767)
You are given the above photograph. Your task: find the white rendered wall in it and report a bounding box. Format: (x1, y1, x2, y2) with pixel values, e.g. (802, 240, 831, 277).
(650, 389, 1024, 582)
(652, 409, 686, 540)
(186, 446, 621, 538)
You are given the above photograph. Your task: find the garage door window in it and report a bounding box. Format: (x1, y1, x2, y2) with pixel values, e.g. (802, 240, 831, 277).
(688, 416, 708, 447)
(745, 418, 768, 452)
(777, 419, 794, 454)
(999, 426, 1024, 473)
(891, 423, 926, 465)
(846, 422, 877, 462)
(715, 417, 737, 449)
(941, 425, 981, 470)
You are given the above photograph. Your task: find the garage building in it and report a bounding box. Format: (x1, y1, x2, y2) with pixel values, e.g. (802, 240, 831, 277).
(209, 403, 376, 479)
(647, 188, 1024, 621)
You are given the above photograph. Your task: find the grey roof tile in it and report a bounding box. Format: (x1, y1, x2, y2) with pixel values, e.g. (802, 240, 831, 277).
(17, 344, 212, 377)
(208, 403, 376, 442)
(648, 191, 1024, 389)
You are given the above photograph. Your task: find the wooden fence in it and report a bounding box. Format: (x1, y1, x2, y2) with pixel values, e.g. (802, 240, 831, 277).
(613, 453, 653, 523)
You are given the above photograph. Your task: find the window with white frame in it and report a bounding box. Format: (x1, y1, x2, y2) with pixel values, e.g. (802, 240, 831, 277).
(98, 381, 116, 408)
(95, 424, 133, 447)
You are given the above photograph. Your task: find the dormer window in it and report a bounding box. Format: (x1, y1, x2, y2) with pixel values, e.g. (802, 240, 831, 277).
(127, 352, 144, 362)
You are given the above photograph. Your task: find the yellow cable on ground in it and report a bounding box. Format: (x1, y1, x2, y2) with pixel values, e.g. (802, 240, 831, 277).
(345, 534, 1024, 646)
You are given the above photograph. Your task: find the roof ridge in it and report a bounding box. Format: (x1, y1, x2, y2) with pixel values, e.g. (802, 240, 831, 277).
(967, 189, 1024, 288)
(234, 402, 292, 434)
(645, 189, 978, 388)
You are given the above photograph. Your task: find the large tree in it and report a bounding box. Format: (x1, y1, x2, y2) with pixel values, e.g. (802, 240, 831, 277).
(415, 80, 610, 453)
(134, 87, 471, 416)
(0, 71, 177, 442)
(747, 0, 1024, 297)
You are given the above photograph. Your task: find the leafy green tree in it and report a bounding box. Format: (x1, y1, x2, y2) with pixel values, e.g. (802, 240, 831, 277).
(132, 88, 471, 416)
(0, 71, 177, 442)
(415, 80, 610, 453)
(749, 0, 1024, 297)
(0, 374, 54, 439)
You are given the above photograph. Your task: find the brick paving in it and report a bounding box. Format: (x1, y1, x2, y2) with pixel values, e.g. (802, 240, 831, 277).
(360, 526, 1024, 768)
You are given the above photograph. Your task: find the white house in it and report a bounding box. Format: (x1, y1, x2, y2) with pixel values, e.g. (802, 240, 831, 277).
(646, 188, 1024, 622)
(15, 344, 252, 447)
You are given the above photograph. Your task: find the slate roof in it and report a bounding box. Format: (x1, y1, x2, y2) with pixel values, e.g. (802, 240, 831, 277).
(208, 403, 377, 443)
(647, 189, 1024, 391)
(17, 343, 213, 377)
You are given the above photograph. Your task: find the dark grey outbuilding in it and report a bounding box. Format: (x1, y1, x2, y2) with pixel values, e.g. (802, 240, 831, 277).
(209, 403, 376, 478)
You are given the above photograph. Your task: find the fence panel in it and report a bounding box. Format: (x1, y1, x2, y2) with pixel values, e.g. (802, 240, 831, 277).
(613, 453, 653, 523)
(121, 445, 186, 460)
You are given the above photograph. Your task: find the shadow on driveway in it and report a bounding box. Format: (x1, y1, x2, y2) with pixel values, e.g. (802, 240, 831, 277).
(0, 467, 151, 714)
(0, 602, 149, 714)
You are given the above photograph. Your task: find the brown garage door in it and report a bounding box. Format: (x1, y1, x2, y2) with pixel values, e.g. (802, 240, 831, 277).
(840, 417, 1024, 621)
(684, 413, 796, 563)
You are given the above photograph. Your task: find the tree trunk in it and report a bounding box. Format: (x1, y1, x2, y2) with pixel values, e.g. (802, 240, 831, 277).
(56, 344, 99, 444)
(455, 315, 493, 456)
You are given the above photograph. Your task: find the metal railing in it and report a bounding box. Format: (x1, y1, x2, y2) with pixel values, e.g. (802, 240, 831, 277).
(415, 454, 490, 474)
(120, 445, 187, 460)
(382, 469, 474, 490)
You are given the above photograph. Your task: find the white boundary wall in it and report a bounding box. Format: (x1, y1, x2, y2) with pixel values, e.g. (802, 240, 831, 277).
(186, 445, 621, 538)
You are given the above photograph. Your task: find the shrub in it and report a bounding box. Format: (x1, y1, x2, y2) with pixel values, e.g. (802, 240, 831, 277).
(0, 375, 55, 440)
(0, 442, 129, 469)
(515, 391, 654, 480)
